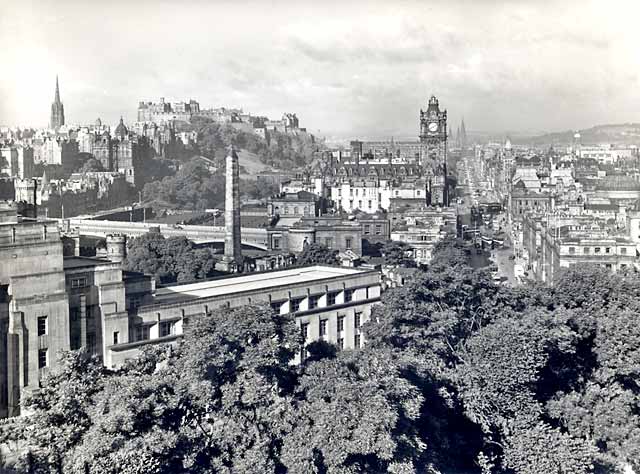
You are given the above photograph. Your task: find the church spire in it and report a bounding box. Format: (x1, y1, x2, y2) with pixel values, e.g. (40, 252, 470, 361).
(55, 75, 61, 103)
(50, 75, 65, 129)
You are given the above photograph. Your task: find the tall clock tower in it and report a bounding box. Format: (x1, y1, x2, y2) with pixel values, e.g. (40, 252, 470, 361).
(419, 95, 448, 206)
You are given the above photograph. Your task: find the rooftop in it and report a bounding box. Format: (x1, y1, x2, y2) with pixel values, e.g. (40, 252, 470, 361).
(153, 265, 372, 304)
(63, 256, 114, 269)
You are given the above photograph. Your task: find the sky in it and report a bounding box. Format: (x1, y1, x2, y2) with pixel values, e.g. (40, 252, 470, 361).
(1, 0, 639, 139)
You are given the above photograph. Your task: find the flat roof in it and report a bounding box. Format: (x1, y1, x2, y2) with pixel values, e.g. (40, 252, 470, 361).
(63, 256, 113, 269)
(153, 265, 371, 304)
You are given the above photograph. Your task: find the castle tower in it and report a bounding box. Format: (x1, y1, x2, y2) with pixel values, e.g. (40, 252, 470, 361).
(220, 145, 243, 272)
(419, 95, 449, 206)
(50, 75, 65, 129)
(106, 234, 127, 263)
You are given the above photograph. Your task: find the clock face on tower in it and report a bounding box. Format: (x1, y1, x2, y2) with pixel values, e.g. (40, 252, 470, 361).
(428, 122, 438, 132)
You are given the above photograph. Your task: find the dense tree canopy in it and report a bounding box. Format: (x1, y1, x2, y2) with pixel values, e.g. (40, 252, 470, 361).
(9, 306, 425, 473)
(123, 232, 219, 284)
(296, 243, 339, 266)
(380, 240, 417, 268)
(4, 237, 640, 474)
(190, 117, 318, 170)
(142, 159, 225, 211)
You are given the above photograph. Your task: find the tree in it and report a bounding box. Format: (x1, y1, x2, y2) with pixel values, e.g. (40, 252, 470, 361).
(381, 240, 416, 267)
(282, 348, 425, 473)
(296, 243, 339, 266)
(77, 156, 105, 173)
(142, 158, 225, 212)
(123, 233, 219, 284)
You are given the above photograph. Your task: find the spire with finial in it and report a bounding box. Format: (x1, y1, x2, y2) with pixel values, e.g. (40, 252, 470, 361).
(50, 75, 65, 129)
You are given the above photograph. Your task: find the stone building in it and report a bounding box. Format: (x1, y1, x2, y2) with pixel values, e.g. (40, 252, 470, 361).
(0, 145, 34, 179)
(268, 191, 324, 224)
(267, 216, 363, 256)
(521, 212, 638, 282)
(106, 265, 381, 367)
(0, 204, 70, 417)
(137, 98, 199, 123)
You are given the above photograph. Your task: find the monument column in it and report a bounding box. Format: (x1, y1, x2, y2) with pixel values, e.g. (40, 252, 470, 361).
(220, 145, 243, 272)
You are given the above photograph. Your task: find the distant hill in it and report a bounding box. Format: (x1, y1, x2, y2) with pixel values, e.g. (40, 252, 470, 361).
(512, 123, 640, 146)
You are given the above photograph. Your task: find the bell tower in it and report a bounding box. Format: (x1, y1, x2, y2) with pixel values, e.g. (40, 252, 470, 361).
(419, 95, 448, 206)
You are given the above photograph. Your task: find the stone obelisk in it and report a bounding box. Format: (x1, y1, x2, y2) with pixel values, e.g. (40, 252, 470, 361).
(220, 145, 243, 272)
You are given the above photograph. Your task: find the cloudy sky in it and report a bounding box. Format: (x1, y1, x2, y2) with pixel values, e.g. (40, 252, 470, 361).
(1, 0, 639, 138)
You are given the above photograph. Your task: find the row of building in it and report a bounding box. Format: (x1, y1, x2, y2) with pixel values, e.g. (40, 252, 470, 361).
(475, 136, 640, 282)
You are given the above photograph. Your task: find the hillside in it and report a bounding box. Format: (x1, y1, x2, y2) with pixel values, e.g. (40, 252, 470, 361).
(237, 149, 268, 179)
(513, 123, 640, 146)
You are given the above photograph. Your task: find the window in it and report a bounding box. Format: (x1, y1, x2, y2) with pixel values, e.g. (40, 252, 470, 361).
(349, 200, 354, 209)
(319, 319, 328, 337)
(345, 238, 352, 250)
(71, 277, 87, 288)
(87, 333, 96, 351)
(290, 298, 302, 312)
(337, 338, 344, 350)
(301, 322, 309, 340)
(160, 321, 174, 337)
(568, 247, 575, 254)
(338, 188, 342, 197)
(595, 247, 601, 254)
(358, 200, 362, 208)
(368, 200, 372, 209)
(273, 236, 281, 249)
(337, 315, 345, 332)
(364, 224, 371, 235)
(327, 292, 338, 306)
(113, 331, 119, 345)
(344, 289, 354, 302)
(135, 325, 150, 341)
(605, 247, 611, 254)
(37, 316, 47, 336)
(309, 295, 320, 309)
(349, 188, 353, 196)
(270, 302, 281, 314)
(354, 334, 361, 349)
(584, 247, 590, 254)
(375, 224, 382, 235)
(38, 349, 48, 369)
(324, 237, 333, 249)
(621, 247, 628, 255)
(355, 312, 362, 328)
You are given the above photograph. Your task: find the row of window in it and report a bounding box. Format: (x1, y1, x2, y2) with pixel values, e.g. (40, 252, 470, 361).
(300, 311, 363, 341)
(70, 277, 88, 289)
(273, 289, 356, 314)
(273, 237, 353, 250)
(568, 246, 629, 255)
(131, 320, 177, 342)
(275, 206, 313, 216)
(347, 200, 375, 210)
(363, 224, 383, 235)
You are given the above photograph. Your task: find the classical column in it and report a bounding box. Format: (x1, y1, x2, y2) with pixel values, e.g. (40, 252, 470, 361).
(220, 145, 243, 272)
